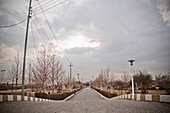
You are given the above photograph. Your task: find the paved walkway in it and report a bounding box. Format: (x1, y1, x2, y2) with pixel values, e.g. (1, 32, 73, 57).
(68, 87, 103, 101)
(0, 88, 170, 113)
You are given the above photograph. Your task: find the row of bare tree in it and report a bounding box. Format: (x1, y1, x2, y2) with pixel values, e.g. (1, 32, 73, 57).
(93, 68, 170, 94)
(8, 48, 69, 92)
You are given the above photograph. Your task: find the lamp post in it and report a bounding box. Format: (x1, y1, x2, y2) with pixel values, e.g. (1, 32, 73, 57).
(128, 59, 135, 99)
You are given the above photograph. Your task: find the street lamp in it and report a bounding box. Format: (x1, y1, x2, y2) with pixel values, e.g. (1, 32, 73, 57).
(1, 69, 5, 83)
(128, 59, 135, 99)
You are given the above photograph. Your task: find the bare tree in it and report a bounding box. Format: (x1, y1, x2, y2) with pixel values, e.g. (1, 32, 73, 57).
(110, 73, 116, 87)
(9, 52, 22, 90)
(32, 48, 51, 91)
(121, 72, 130, 93)
(28, 62, 32, 85)
(121, 72, 130, 83)
(50, 55, 65, 93)
(134, 70, 152, 94)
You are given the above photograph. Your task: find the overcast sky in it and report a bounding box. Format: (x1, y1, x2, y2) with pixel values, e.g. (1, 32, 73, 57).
(0, 0, 170, 82)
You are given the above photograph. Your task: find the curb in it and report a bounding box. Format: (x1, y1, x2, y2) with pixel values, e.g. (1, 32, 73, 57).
(64, 89, 82, 101)
(117, 94, 170, 103)
(0, 89, 83, 102)
(93, 89, 170, 103)
(0, 95, 51, 102)
(93, 89, 118, 100)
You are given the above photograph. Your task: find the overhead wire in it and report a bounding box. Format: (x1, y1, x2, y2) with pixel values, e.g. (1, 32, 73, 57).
(30, 20, 37, 52)
(33, 0, 68, 16)
(31, 18, 48, 44)
(0, 18, 27, 28)
(31, 17, 69, 68)
(33, 0, 60, 11)
(37, 0, 71, 63)
(31, 0, 79, 76)
(32, 0, 47, 7)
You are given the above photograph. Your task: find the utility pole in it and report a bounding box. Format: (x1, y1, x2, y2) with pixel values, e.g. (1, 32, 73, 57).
(77, 73, 80, 88)
(68, 63, 73, 87)
(1, 69, 5, 84)
(128, 59, 135, 99)
(21, 0, 32, 96)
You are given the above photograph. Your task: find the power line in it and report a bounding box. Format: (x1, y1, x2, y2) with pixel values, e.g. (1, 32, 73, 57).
(30, 20, 37, 51)
(37, 0, 71, 64)
(32, 0, 79, 74)
(31, 18, 48, 44)
(37, 0, 80, 75)
(33, 0, 60, 11)
(0, 18, 27, 28)
(31, 17, 69, 68)
(33, 14, 51, 41)
(32, 0, 47, 7)
(33, 0, 68, 16)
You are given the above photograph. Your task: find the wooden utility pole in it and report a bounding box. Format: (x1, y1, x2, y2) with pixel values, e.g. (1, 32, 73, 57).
(68, 63, 73, 86)
(21, 0, 32, 96)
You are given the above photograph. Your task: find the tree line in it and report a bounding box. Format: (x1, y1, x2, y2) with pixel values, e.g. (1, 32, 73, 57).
(93, 68, 170, 94)
(8, 48, 76, 93)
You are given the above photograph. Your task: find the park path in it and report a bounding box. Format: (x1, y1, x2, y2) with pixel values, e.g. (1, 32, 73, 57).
(68, 87, 103, 101)
(0, 87, 170, 113)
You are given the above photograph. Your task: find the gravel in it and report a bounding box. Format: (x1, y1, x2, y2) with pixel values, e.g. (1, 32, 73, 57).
(0, 88, 170, 113)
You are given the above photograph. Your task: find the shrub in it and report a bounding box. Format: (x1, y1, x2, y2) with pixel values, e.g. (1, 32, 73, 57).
(50, 92, 73, 100)
(93, 87, 117, 98)
(35, 88, 82, 100)
(35, 92, 48, 99)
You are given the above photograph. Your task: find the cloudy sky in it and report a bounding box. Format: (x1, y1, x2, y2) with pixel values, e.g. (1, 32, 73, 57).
(0, 0, 170, 82)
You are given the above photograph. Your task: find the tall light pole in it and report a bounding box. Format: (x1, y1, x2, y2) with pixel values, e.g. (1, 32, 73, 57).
(21, 0, 32, 96)
(128, 59, 135, 99)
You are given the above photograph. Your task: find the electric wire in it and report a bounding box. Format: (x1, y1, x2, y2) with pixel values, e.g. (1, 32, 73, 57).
(31, 18, 48, 44)
(37, 1, 78, 75)
(31, 17, 69, 68)
(0, 18, 27, 28)
(32, 0, 47, 8)
(30, 20, 37, 52)
(33, 0, 60, 11)
(33, 0, 68, 16)
(33, 14, 51, 41)
(37, 0, 71, 64)
(32, 0, 79, 76)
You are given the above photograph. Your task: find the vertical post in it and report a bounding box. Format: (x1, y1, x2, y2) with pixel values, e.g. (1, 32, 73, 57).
(1, 69, 5, 83)
(131, 66, 134, 96)
(136, 82, 138, 94)
(128, 59, 135, 99)
(69, 63, 73, 90)
(12, 77, 14, 92)
(21, 0, 32, 96)
(77, 73, 79, 88)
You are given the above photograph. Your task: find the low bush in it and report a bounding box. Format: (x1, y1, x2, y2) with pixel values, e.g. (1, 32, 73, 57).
(50, 92, 73, 100)
(35, 88, 82, 100)
(93, 87, 117, 98)
(35, 92, 48, 99)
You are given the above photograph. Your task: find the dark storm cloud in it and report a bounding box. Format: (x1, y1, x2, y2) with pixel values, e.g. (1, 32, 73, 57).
(0, 0, 170, 81)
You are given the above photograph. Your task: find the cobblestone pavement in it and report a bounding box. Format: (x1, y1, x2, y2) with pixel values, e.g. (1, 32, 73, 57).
(0, 88, 170, 113)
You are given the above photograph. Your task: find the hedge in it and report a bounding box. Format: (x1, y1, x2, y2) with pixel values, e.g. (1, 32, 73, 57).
(93, 87, 117, 98)
(35, 88, 81, 100)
